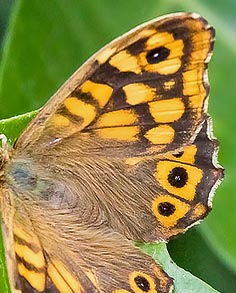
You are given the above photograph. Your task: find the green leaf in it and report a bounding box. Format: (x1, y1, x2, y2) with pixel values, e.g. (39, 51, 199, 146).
(140, 242, 219, 293)
(0, 0, 235, 292)
(168, 228, 236, 293)
(0, 110, 37, 144)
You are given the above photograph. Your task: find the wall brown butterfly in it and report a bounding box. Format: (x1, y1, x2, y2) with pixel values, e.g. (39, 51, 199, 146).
(0, 12, 223, 293)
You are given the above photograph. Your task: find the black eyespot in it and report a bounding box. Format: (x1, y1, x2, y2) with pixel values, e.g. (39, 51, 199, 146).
(134, 275, 150, 292)
(173, 151, 184, 158)
(168, 167, 188, 188)
(146, 46, 170, 64)
(158, 202, 176, 217)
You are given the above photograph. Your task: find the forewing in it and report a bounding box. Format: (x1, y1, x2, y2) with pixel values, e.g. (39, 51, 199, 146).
(16, 13, 214, 157)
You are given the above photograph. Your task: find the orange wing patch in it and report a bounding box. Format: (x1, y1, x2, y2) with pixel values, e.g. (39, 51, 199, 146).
(155, 161, 203, 201)
(152, 195, 190, 228)
(13, 225, 46, 292)
(81, 80, 113, 108)
(144, 125, 175, 145)
(123, 83, 156, 105)
(48, 259, 83, 293)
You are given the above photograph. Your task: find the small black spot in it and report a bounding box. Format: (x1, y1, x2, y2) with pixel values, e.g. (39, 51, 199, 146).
(168, 167, 188, 188)
(158, 202, 176, 217)
(173, 151, 184, 158)
(146, 46, 170, 64)
(134, 275, 150, 292)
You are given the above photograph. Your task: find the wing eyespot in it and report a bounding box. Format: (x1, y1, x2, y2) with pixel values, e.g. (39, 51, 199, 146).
(152, 195, 190, 227)
(134, 275, 151, 292)
(168, 167, 188, 188)
(146, 46, 170, 64)
(129, 271, 157, 293)
(158, 202, 176, 217)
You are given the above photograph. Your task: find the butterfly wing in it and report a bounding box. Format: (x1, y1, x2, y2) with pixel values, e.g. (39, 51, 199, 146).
(1, 12, 223, 293)
(16, 12, 214, 156)
(12, 12, 222, 240)
(1, 192, 173, 292)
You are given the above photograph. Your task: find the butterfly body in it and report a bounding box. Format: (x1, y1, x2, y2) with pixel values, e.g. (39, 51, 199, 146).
(0, 13, 223, 293)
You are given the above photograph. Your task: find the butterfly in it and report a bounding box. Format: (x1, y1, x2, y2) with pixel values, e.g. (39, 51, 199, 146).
(0, 12, 223, 293)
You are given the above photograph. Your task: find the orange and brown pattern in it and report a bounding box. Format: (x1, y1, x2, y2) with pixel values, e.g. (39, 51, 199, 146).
(0, 12, 223, 293)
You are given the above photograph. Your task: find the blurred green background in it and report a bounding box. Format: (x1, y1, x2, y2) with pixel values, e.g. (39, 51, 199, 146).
(0, 0, 235, 292)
